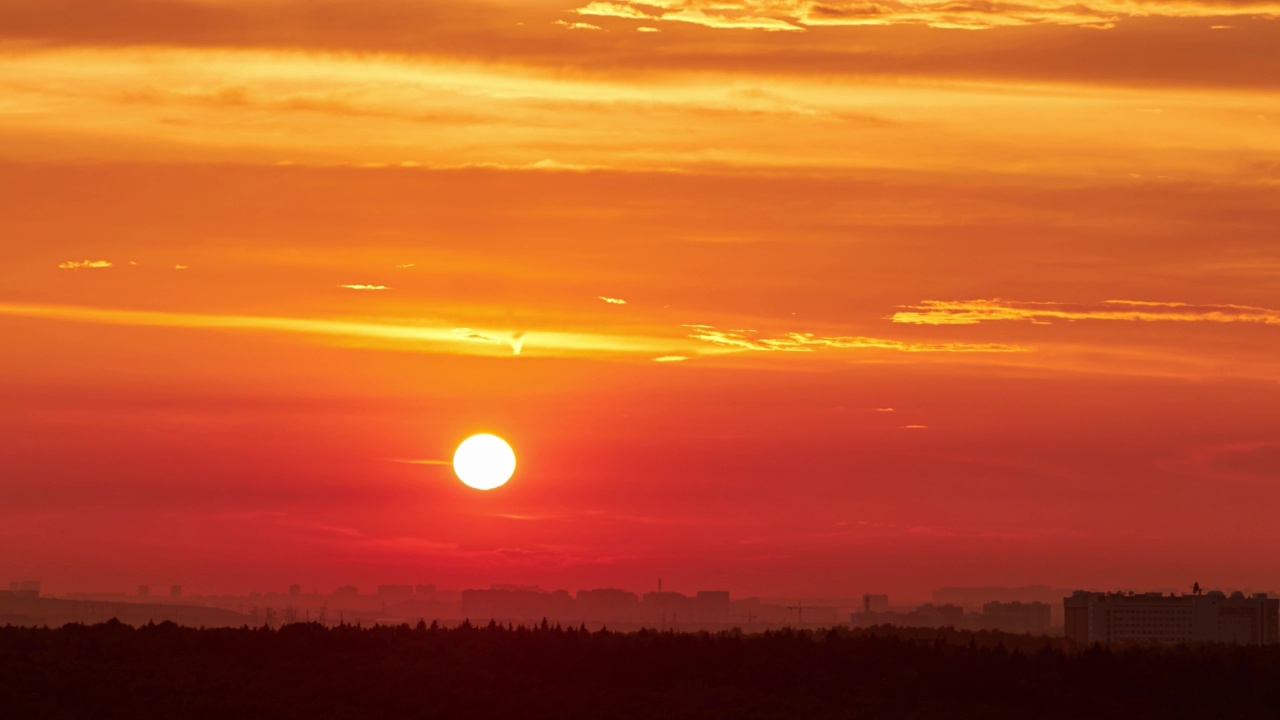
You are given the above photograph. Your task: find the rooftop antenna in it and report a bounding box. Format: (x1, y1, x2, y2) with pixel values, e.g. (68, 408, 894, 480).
(1192, 581, 1202, 596)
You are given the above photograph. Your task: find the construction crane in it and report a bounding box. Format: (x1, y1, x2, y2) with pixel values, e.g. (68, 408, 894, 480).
(786, 600, 805, 626)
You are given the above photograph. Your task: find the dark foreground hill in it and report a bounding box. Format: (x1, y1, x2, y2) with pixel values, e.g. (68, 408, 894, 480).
(2, 621, 1278, 719)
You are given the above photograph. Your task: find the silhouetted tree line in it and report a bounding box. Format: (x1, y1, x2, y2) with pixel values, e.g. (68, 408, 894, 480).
(2, 619, 1278, 719)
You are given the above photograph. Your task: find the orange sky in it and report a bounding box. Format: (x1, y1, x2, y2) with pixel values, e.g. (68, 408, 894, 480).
(2, 0, 1279, 599)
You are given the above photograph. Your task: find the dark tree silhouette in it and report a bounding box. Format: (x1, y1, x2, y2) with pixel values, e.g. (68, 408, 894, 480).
(0, 621, 1277, 719)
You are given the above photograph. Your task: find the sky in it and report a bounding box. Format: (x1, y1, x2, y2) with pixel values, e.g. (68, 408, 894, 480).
(2, 0, 1279, 600)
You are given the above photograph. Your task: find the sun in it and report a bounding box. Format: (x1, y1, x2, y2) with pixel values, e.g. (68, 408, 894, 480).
(453, 434, 516, 490)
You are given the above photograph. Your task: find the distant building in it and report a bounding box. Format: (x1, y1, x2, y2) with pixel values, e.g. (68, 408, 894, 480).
(170, 585, 182, 598)
(415, 584, 437, 601)
(791, 604, 839, 626)
(333, 585, 359, 598)
(850, 603, 964, 630)
(728, 597, 786, 624)
(1065, 591, 1279, 645)
(137, 585, 150, 598)
(490, 584, 542, 593)
(916, 603, 964, 628)
(695, 591, 731, 622)
(643, 591, 694, 626)
(377, 585, 415, 605)
(461, 588, 574, 622)
(577, 589, 640, 623)
(9, 581, 40, 599)
(289, 584, 301, 596)
(862, 594, 889, 613)
(979, 601, 1052, 635)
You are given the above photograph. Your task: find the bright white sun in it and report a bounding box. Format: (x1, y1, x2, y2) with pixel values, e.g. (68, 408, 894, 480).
(453, 434, 516, 491)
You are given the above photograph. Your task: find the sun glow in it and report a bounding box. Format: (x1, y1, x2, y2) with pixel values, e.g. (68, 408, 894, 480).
(452, 434, 517, 491)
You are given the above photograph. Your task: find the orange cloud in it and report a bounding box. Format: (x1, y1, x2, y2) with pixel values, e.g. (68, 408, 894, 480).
(576, 1, 656, 19)
(573, 0, 1280, 31)
(0, 303, 687, 359)
(598, 296, 628, 305)
(337, 284, 390, 291)
(3, 43, 1276, 177)
(57, 260, 112, 269)
(892, 299, 1280, 326)
(554, 20, 605, 30)
(685, 325, 1030, 352)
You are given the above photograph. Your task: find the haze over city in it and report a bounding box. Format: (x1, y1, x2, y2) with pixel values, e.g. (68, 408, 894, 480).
(3, 0, 1279, 609)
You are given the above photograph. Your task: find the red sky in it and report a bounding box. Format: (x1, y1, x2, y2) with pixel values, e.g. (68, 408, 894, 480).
(2, 0, 1279, 600)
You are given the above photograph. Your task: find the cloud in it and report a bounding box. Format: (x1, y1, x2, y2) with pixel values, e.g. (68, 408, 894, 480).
(451, 328, 525, 355)
(57, 260, 112, 269)
(395, 263, 415, 268)
(0, 302, 688, 359)
(452, 327, 499, 343)
(685, 325, 1029, 353)
(576, 1, 658, 19)
(1173, 441, 1280, 484)
(654, 355, 688, 362)
(892, 299, 1280, 326)
(174, 264, 188, 270)
(598, 295, 628, 305)
(876, 407, 896, 412)
(662, 8, 805, 31)
(390, 458, 452, 466)
(901, 424, 929, 429)
(576, 0, 803, 30)
(337, 284, 390, 291)
(572, 0, 1280, 31)
(554, 19, 605, 30)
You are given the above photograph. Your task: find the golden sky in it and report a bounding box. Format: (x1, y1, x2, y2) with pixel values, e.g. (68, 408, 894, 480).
(2, 0, 1278, 597)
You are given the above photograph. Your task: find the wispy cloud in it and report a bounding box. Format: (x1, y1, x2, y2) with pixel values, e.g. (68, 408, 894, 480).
(452, 328, 526, 356)
(576, 1, 654, 20)
(554, 19, 605, 30)
(337, 284, 390, 291)
(654, 355, 688, 362)
(390, 458, 452, 466)
(892, 299, 1280, 326)
(57, 260, 112, 269)
(1167, 441, 1280, 484)
(574, 0, 1280, 32)
(0, 303, 688, 359)
(578, 1, 803, 30)
(685, 325, 1029, 353)
(598, 295, 628, 305)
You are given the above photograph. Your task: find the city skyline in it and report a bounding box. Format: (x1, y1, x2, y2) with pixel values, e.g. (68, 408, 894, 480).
(9, 575, 1277, 647)
(4, 0, 1280, 600)
(12, 576, 1275, 607)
